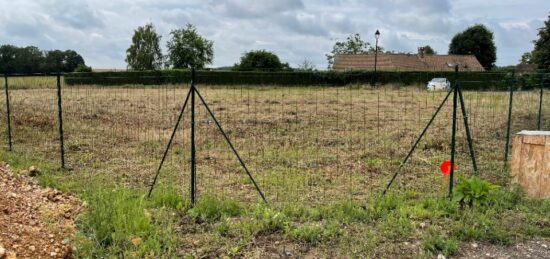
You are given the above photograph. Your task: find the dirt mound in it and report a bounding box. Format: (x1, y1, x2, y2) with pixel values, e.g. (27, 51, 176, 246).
(0, 164, 81, 258)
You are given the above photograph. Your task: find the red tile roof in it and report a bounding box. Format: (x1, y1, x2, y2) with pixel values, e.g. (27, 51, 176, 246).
(333, 53, 485, 71)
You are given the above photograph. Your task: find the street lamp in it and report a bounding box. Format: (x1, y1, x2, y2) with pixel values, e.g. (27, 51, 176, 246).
(374, 29, 380, 85)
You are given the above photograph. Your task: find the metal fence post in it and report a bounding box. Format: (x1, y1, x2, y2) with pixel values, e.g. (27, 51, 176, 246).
(56, 72, 66, 168)
(538, 74, 544, 130)
(503, 69, 515, 164)
(190, 68, 197, 205)
(4, 75, 12, 151)
(449, 66, 458, 199)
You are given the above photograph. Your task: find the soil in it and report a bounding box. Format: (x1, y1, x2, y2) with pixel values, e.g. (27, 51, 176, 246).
(0, 164, 81, 259)
(456, 240, 550, 259)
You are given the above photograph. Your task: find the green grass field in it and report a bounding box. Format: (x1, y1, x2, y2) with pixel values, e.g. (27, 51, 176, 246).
(0, 81, 549, 257)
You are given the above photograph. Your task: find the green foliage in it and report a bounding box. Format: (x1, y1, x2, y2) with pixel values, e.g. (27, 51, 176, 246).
(75, 64, 92, 72)
(532, 13, 550, 69)
(449, 24, 497, 70)
(233, 49, 290, 71)
(125, 23, 163, 71)
(166, 24, 214, 69)
(187, 195, 242, 222)
(454, 176, 498, 208)
(148, 185, 187, 211)
(421, 45, 437, 55)
(422, 234, 459, 257)
(78, 187, 175, 257)
(0, 45, 87, 73)
(320, 201, 370, 223)
(520, 52, 533, 64)
(326, 33, 381, 68)
(286, 222, 341, 245)
(65, 69, 508, 89)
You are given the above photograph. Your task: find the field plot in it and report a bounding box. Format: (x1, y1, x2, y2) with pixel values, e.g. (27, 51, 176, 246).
(1, 83, 547, 205)
(1, 82, 550, 257)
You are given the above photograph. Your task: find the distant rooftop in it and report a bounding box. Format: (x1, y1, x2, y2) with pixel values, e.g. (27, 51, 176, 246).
(333, 48, 485, 72)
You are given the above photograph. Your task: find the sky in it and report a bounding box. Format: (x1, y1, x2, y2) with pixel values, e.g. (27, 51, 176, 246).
(0, 0, 548, 69)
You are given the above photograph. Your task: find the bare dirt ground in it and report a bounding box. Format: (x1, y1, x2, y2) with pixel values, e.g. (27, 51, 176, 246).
(456, 240, 550, 259)
(0, 163, 81, 259)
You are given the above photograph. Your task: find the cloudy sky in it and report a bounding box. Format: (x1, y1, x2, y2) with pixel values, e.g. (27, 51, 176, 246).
(1, 0, 547, 69)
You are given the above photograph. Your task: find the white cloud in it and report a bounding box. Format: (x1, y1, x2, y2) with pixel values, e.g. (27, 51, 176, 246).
(0, 0, 547, 68)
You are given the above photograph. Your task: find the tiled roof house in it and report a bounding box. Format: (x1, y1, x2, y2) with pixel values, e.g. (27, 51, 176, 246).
(333, 48, 485, 72)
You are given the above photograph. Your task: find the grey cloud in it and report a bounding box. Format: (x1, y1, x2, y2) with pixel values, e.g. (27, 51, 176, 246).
(1, 0, 547, 68)
(207, 0, 304, 18)
(41, 0, 104, 29)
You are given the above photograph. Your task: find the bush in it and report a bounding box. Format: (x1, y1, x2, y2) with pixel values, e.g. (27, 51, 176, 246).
(454, 176, 498, 209)
(65, 70, 509, 90)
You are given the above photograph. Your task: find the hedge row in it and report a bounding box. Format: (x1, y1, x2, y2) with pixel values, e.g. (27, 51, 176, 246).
(65, 70, 513, 90)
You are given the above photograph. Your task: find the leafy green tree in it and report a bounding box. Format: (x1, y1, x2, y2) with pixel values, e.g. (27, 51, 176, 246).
(74, 64, 92, 72)
(0, 45, 86, 73)
(0, 45, 19, 73)
(43, 50, 66, 72)
(63, 50, 86, 72)
(233, 50, 290, 71)
(422, 45, 437, 55)
(326, 33, 382, 68)
(166, 24, 214, 69)
(15, 46, 44, 73)
(520, 52, 533, 64)
(532, 13, 550, 69)
(449, 24, 497, 70)
(126, 23, 163, 71)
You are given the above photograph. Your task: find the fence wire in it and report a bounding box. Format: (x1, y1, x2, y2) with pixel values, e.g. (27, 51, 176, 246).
(1, 73, 549, 207)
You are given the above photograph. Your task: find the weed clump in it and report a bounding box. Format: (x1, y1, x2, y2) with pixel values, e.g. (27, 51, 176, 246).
(188, 195, 243, 222)
(77, 187, 175, 257)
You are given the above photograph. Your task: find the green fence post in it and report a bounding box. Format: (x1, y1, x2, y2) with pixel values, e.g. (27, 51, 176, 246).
(56, 72, 66, 168)
(4, 75, 12, 151)
(503, 69, 515, 164)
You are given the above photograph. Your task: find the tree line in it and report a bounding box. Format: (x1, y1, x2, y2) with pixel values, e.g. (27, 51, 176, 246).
(520, 13, 550, 69)
(129, 14, 550, 72)
(125, 23, 294, 72)
(0, 45, 90, 74)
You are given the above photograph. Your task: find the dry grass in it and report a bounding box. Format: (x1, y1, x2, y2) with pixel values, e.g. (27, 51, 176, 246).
(0, 83, 546, 207)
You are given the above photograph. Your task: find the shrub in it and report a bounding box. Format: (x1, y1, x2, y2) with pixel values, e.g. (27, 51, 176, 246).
(454, 176, 498, 209)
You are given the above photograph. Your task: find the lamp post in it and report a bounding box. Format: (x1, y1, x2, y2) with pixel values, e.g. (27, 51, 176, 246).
(374, 29, 380, 85)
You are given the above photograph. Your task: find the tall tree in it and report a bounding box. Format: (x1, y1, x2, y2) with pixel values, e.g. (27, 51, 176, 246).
(233, 50, 290, 71)
(326, 33, 383, 69)
(0, 45, 87, 73)
(532, 13, 550, 69)
(0, 45, 18, 74)
(520, 52, 533, 64)
(43, 50, 66, 72)
(422, 45, 437, 55)
(449, 24, 497, 70)
(126, 23, 163, 71)
(15, 46, 44, 73)
(166, 24, 213, 69)
(326, 33, 369, 69)
(63, 50, 86, 72)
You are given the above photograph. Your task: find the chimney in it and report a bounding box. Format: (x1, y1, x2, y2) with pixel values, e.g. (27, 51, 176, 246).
(418, 47, 424, 58)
